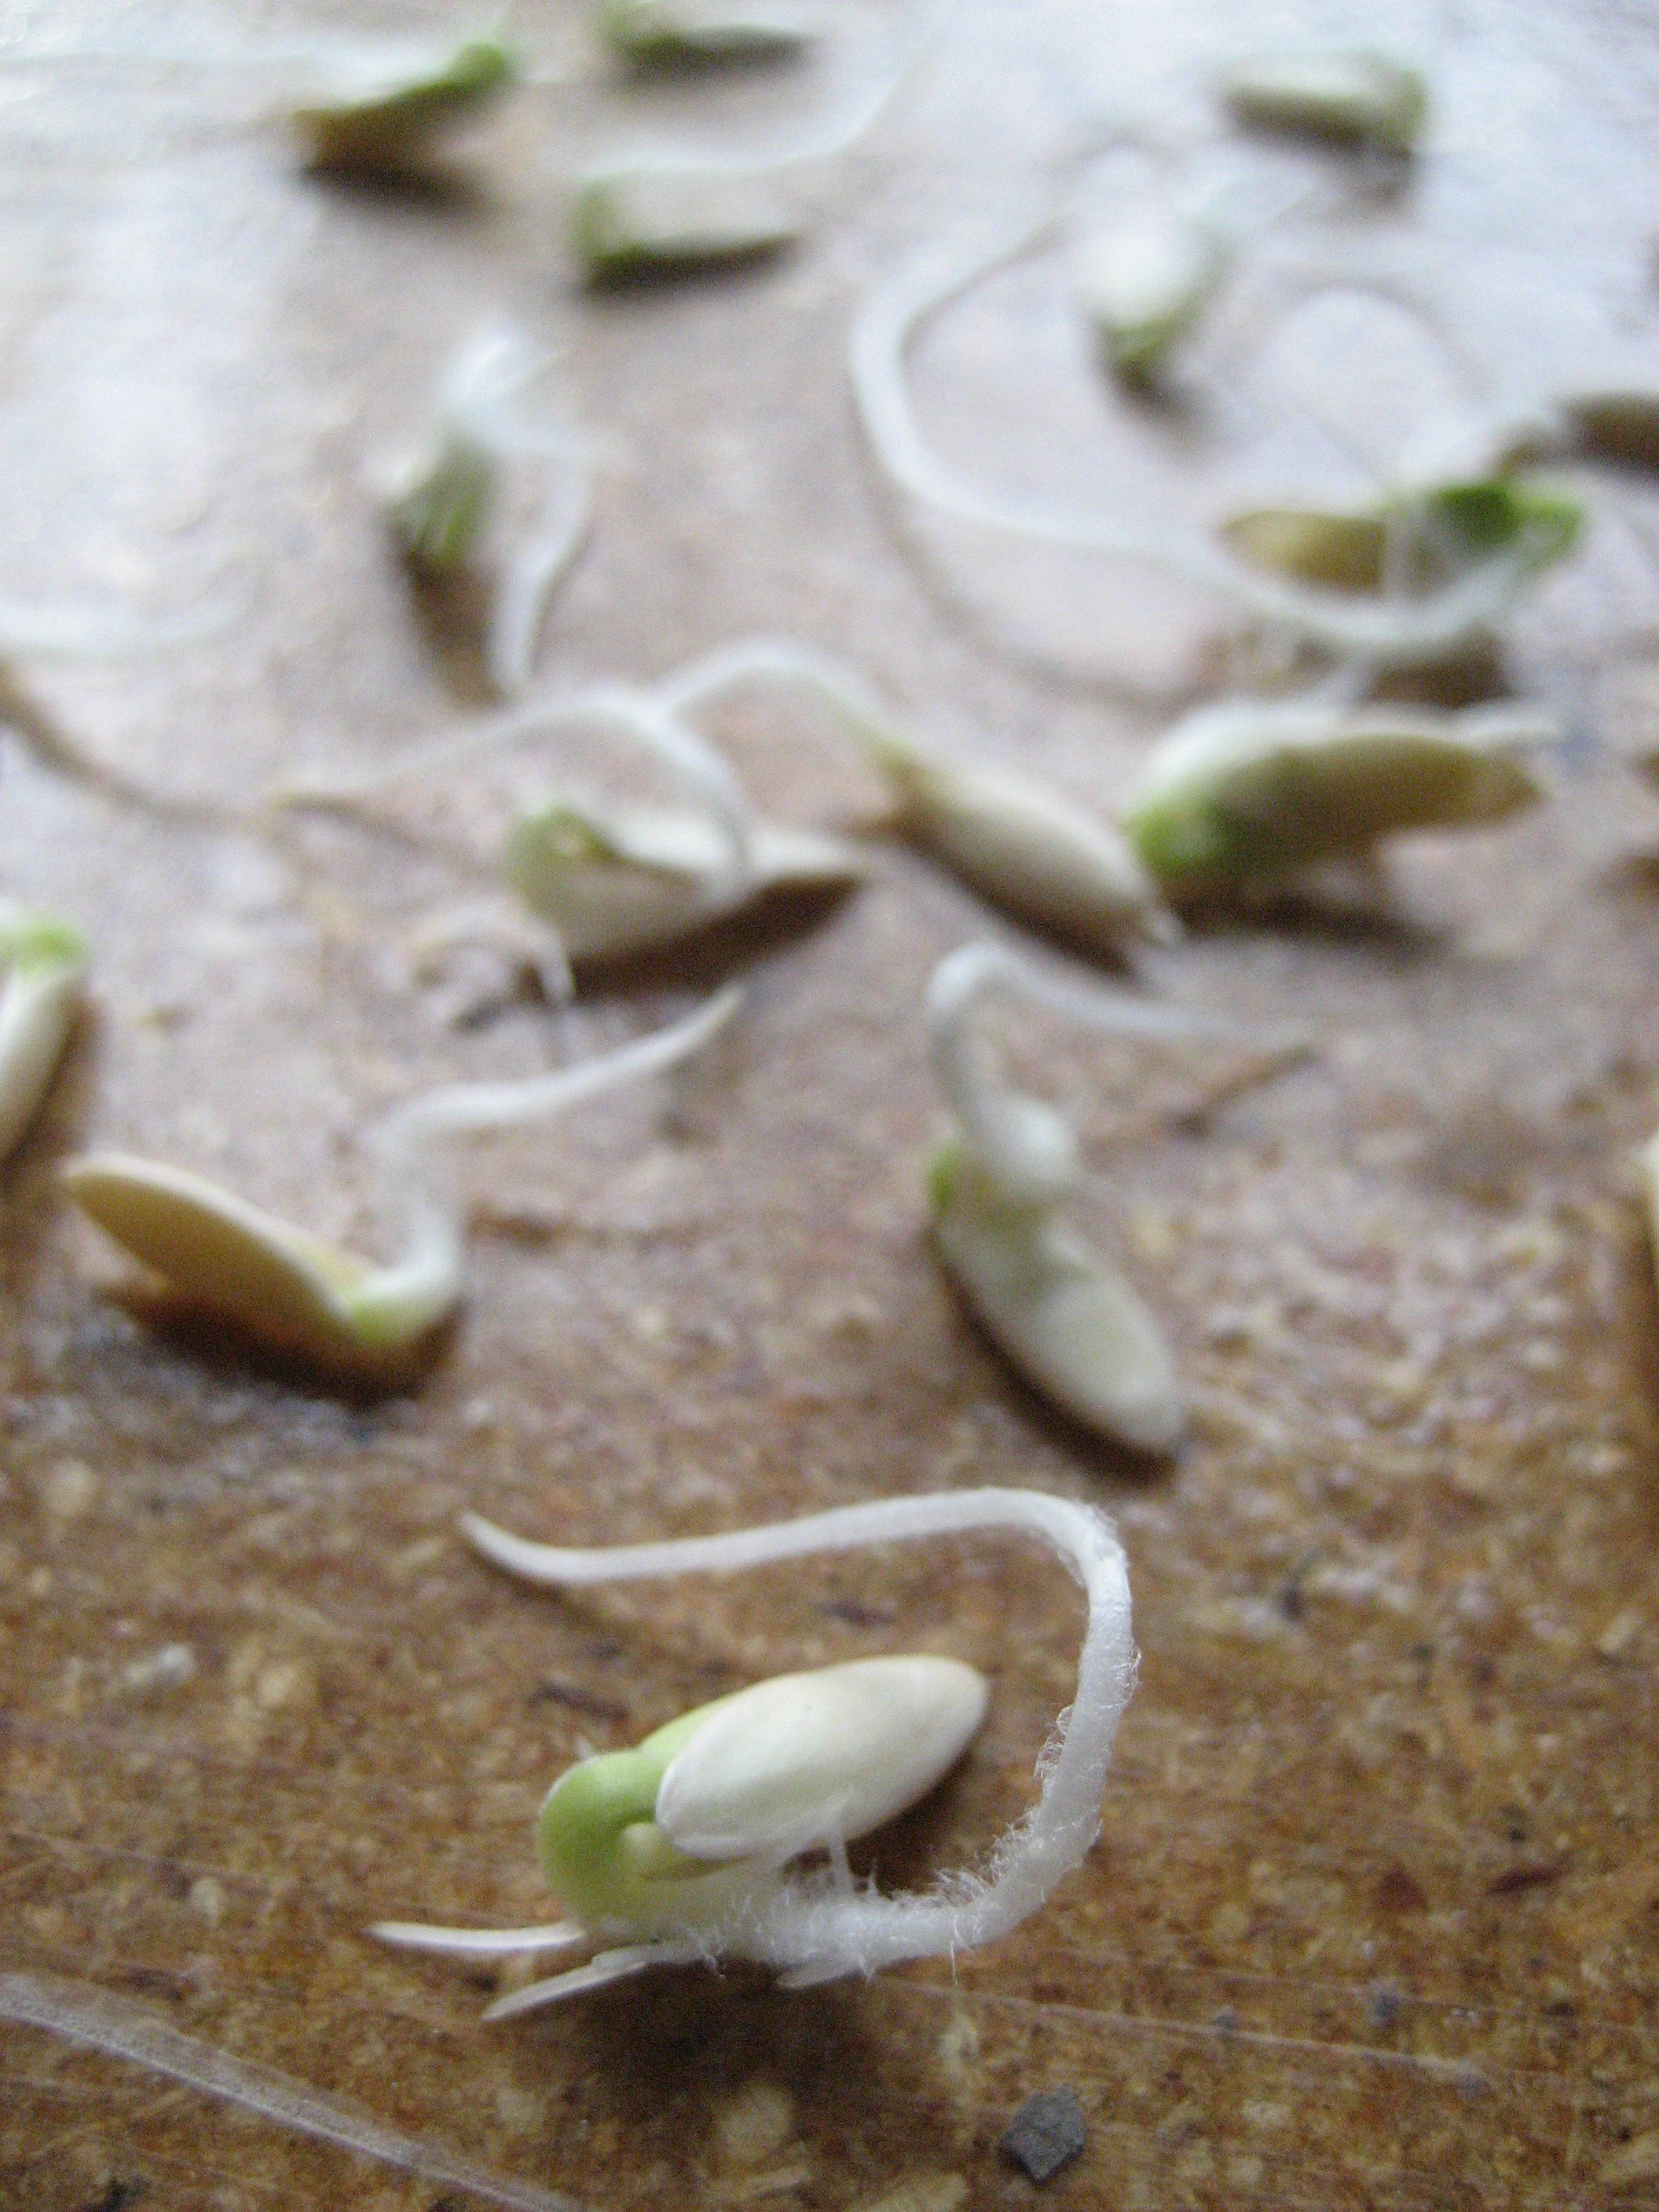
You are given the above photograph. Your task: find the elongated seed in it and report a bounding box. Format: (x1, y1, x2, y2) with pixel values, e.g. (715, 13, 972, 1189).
(292, 35, 519, 174)
(1122, 701, 1547, 887)
(1219, 47, 1429, 154)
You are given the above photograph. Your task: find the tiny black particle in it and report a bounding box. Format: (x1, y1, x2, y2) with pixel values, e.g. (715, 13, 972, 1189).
(1000, 2088, 1087, 2184)
(84, 2183, 145, 2212)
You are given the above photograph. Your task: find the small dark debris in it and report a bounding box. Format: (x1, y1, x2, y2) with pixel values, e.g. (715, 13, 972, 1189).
(1276, 1577, 1305, 1623)
(118, 1967, 192, 2001)
(1001, 2088, 1088, 2184)
(823, 1599, 896, 1628)
(527, 1677, 627, 1723)
(84, 2183, 145, 2212)
(1366, 1982, 1403, 2031)
(1375, 1863, 1428, 1915)
(1487, 1860, 1564, 1896)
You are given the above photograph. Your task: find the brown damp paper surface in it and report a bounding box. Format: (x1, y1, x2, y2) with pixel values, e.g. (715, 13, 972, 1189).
(2, 0, 1658, 2206)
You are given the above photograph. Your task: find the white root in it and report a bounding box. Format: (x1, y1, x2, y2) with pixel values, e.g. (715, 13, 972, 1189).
(924, 940, 1236, 1196)
(63, 983, 742, 1374)
(360, 980, 746, 1331)
(371, 1920, 590, 1958)
(849, 216, 1563, 671)
(383, 328, 595, 700)
(0, 1972, 586, 2212)
(460, 1485, 1135, 1985)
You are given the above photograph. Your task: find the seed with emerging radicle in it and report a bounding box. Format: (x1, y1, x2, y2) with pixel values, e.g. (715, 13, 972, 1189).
(1121, 700, 1548, 890)
(60, 987, 740, 1379)
(506, 800, 862, 961)
(372, 1485, 1135, 2013)
(920, 944, 1228, 1455)
(378, 327, 594, 698)
(0, 905, 87, 1169)
(1222, 477, 1583, 599)
(632, 637, 1179, 959)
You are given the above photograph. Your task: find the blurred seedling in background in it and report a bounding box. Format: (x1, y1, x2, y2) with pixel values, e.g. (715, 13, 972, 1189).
(0, 903, 87, 1170)
(921, 942, 1278, 1454)
(377, 1485, 1133, 2009)
(852, 213, 1602, 685)
(60, 985, 739, 1381)
(0, 26, 528, 180)
(1217, 47, 1430, 158)
(378, 327, 595, 699)
(652, 637, 1180, 957)
(1120, 696, 1551, 895)
(280, 672, 865, 969)
(570, 0, 949, 277)
(290, 31, 521, 175)
(597, 0, 820, 71)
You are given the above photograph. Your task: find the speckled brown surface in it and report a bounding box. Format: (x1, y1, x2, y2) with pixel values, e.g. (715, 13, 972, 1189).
(2, 2, 1659, 2207)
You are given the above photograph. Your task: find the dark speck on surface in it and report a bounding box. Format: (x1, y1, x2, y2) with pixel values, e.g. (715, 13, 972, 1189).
(83, 2184, 145, 2212)
(1001, 2088, 1088, 2184)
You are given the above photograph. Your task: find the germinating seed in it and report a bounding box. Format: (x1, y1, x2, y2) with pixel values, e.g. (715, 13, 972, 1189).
(62, 988, 740, 1378)
(1121, 701, 1548, 889)
(0, 906, 88, 1168)
(1218, 46, 1429, 154)
(291, 34, 519, 173)
(572, 163, 801, 277)
(375, 1486, 1133, 2011)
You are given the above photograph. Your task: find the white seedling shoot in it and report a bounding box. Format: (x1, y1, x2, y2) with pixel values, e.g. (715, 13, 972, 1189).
(0, 903, 87, 1169)
(375, 1484, 1135, 2010)
(281, 674, 864, 965)
(379, 328, 595, 698)
(850, 214, 1587, 676)
(60, 985, 740, 1379)
(571, 0, 947, 276)
(1217, 48, 1429, 156)
(923, 942, 1231, 1452)
(502, 696, 862, 959)
(598, 0, 819, 68)
(653, 636, 1179, 955)
(1120, 698, 1551, 891)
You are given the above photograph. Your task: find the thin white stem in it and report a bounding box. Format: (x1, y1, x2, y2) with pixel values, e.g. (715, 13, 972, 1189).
(363, 981, 742, 1321)
(372, 1921, 589, 1958)
(655, 635, 921, 774)
(924, 941, 1241, 1189)
(483, 1939, 709, 2020)
(281, 687, 757, 893)
(400, 328, 596, 700)
(486, 438, 596, 698)
(0, 1972, 588, 2212)
(460, 1486, 1134, 1980)
(849, 218, 1550, 669)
